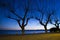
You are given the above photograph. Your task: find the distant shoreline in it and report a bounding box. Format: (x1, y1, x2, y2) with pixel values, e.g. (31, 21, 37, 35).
(0, 29, 49, 31)
(0, 30, 50, 35)
(1, 32, 60, 36)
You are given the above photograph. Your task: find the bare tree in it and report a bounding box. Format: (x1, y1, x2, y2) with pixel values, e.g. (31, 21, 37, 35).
(35, 10, 54, 33)
(32, 0, 54, 33)
(50, 16, 60, 29)
(0, 0, 32, 35)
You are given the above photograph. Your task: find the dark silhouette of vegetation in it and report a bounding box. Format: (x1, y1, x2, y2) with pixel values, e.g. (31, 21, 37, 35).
(0, 0, 33, 35)
(50, 27, 60, 32)
(50, 16, 60, 32)
(50, 17, 60, 29)
(0, 0, 60, 34)
(32, 0, 54, 33)
(35, 10, 54, 33)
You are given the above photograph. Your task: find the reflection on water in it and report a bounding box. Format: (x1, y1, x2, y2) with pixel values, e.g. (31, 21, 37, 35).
(0, 30, 50, 35)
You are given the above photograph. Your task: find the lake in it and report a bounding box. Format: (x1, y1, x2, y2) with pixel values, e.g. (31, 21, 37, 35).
(0, 30, 50, 35)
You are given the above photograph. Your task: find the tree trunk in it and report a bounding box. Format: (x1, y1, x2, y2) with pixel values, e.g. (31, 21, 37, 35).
(56, 26, 59, 29)
(21, 26, 25, 35)
(44, 25, 47, 33)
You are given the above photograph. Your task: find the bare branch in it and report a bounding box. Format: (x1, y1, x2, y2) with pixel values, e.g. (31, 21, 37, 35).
(45, 10, 55, 25)
(23, 8, 29, 19)
(23, 0, 30, 19)
(24, 16, 33, 26)
(45, 14, 51, 25)
(39, 21, 45, 26)
(10, 9, 23, 20)
(6, 15, 22, 27)
(35, 17, 40, 21)
(22, 0, 30, 25)
(35, 17, 44, 26)
(6, 15, 18, 20)
(50, 19, 55, 25)
(50, 14, 60, 27)
(24, 18, 29, 26)
(17, 20, 22, 28)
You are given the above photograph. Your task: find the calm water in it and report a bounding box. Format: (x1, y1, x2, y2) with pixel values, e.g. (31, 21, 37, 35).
(0, 30, 50, 35)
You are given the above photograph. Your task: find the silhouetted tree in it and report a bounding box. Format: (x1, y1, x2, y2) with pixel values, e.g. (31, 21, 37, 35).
(33, 0, 54, 33)
(50, 16, 60, 32)
(0, 0, 32, 35)
(35, 10, 54, 33)
(50, 16, 60, 29)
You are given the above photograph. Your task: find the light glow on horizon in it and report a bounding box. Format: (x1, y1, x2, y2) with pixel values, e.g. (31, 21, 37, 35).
(0, 19, 56, 30)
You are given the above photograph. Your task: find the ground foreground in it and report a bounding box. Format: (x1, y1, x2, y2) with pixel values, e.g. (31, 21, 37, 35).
(0, 33, 60, 40)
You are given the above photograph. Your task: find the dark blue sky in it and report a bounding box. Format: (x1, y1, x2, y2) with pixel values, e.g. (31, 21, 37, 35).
(0, 0, 60, 30)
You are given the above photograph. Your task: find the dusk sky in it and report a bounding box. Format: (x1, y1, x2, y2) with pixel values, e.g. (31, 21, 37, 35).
(0, 0, 60, 30)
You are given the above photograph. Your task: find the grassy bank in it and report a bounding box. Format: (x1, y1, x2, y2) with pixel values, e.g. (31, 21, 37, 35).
(0, 33, 60, 40)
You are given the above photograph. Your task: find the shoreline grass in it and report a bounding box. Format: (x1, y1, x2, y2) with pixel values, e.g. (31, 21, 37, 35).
(0, 33, 60, 40)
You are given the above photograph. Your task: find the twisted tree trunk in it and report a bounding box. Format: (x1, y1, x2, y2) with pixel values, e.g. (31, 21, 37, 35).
(21, 26, 25, 35)
(44, 25, 47, 33)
